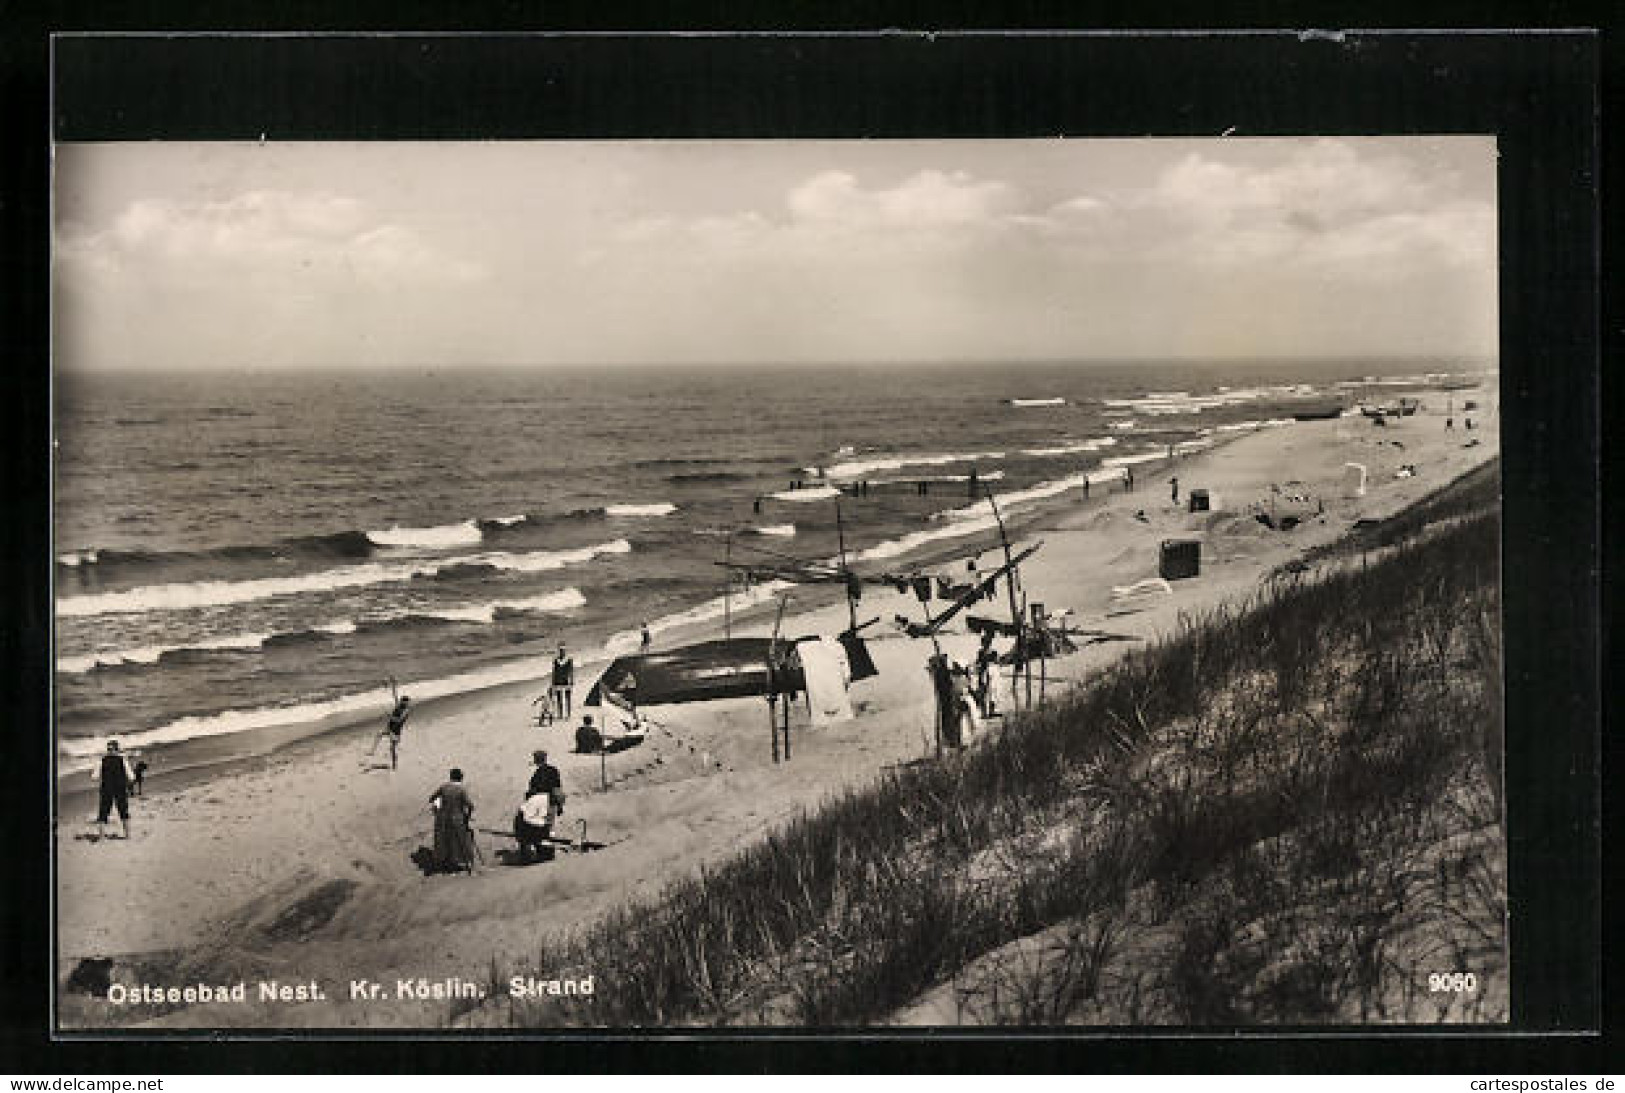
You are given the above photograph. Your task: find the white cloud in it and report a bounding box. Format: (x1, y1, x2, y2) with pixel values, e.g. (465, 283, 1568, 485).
(1124, 139, 1493, 273)
(58, 189, 485, 284)
(787, 168, 1019, 228)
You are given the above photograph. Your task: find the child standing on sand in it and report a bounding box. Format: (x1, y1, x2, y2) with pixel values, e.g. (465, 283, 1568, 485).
(374, 695, 411, 770)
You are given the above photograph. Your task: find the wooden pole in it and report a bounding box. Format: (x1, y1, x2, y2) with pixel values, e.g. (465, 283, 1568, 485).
(724, 531, 734, 640)
(835, 499, 857, 633)
(768, 592, 789, 763)
(983, 484, 1025, 711)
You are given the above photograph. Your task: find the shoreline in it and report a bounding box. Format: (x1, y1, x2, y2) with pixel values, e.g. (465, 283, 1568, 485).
(55, 390, 1500, 1028)
(52, 430, 1231, 802)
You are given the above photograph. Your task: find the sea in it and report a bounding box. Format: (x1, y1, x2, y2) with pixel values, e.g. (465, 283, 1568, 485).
(53, 359, 1489, 780)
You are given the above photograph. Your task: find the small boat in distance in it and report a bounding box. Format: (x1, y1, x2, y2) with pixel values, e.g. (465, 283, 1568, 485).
(1003, 397, 1067, 407)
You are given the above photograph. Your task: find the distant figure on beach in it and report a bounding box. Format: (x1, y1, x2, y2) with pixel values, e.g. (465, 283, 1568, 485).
(374, 695, 412, 770)
(1446, 417, 1454, 430)
(640, 621, 652, 653)
(1465, 417, 1474, 431)
(429, 768, 477, 874)
(1170, 476, 1180, 504)
(753, 497, 762, 515)
(1125, 467, 1135, 493)
(968, 468, 979, 498)
(550, 645, 575, 719)
(92, 740, 132, 839)
(1082, 478, 1089, 499)
(131, 759, 148, 797)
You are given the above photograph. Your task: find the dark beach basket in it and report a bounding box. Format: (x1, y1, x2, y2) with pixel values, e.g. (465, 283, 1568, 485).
(1158, 539, 1201, 580)
(1187, 489, 1211, 513)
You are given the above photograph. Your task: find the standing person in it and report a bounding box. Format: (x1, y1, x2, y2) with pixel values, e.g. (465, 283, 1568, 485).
(131, 759, 149, 796)
(1082, 477, 1090, 500)
(374, 695, 412, 770)
(1125, 466, 1135, 493)
(640, 621, 652, 654)
(92, 740, 132, 839)
(1170, 476, 1180, 505)
(550, 645, 575, 720)
(429, 769, 477, 874)
(974, 630, 1000, 718)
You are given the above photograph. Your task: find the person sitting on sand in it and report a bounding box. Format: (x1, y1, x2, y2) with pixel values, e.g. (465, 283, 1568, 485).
(374, 695, 411, 770)
(550, 645, 575, 720)
(575, 714, 604, 755)
(429, 768, 477, 874)
(92, 740, 132, 840)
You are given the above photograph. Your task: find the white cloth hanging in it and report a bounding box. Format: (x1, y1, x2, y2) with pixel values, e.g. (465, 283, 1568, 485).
(797, 637, 854, 726)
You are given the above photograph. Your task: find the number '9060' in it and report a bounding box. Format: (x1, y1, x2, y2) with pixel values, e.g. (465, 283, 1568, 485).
(1428, 972, 1478, 992)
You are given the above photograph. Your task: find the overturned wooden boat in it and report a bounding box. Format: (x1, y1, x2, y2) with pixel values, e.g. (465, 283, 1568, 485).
(585, 638, 805, 708)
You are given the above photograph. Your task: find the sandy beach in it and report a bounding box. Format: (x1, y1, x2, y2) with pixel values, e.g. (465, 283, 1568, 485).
(55, 393, 1499, 1029)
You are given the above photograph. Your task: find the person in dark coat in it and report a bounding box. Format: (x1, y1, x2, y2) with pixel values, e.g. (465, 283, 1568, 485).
(429, 769, 477, 874)
(93, 740, 132, 839)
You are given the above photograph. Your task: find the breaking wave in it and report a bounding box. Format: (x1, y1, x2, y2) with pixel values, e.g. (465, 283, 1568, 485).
(56, 540, 630, 618)
(366, 521, 484, 549)
(820, 449, 1006, 482)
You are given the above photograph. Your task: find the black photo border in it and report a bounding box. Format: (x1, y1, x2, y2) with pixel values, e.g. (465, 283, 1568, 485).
(2, 19, 1609, 1075)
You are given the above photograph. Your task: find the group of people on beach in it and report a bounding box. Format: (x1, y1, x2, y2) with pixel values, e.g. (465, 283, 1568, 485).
(395, 644, 588, 875)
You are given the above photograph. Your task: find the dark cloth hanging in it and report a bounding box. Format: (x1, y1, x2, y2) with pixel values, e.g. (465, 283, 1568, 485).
(838, 630, 879, 681)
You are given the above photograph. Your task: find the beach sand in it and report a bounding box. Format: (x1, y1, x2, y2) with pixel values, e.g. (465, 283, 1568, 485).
(54, 394, 1499, 1028)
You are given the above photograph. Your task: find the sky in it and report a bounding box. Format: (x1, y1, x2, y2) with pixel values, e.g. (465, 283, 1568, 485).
(52, 137, 1498, 371)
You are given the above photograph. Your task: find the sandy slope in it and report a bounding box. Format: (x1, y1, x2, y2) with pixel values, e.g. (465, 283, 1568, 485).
(54, 394, 1498, 1029)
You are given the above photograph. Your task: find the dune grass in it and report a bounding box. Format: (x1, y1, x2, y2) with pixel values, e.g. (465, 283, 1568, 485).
(496, 481, 1505, 1027)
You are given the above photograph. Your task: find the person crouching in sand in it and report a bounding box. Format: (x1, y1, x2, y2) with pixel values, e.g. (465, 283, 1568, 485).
(92, 740, 133, 839)
(429, 768, 477, 874)
(514, 750, 565, 862)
